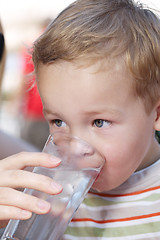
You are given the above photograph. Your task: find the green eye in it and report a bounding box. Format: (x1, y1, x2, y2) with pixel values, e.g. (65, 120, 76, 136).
(94, 119, 110, 128)
(94, 119, 104, 128)
(54, 119, 64, 127)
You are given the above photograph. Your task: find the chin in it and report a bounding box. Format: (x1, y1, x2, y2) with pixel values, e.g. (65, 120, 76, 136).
(91, 177, 108, 193)
(91, 176, 120, 193)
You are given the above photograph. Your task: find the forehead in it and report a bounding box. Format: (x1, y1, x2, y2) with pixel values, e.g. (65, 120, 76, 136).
(37, 58, 134, 100)
(37, 58, 134, 97)
(37, 57, 131, 82)
(37, 59, 137, 114)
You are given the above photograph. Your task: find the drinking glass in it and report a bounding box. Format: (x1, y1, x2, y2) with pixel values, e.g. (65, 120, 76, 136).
(1, 132, 105, 240)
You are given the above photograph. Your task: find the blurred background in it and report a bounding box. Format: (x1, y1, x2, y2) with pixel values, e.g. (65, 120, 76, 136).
(0, 0, 160, 149)
(0, 0, 75, 149)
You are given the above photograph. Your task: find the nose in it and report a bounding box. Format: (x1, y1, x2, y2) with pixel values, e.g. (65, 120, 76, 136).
(69, 137, 95, 157)
(50, 132, 105, 169)
(52, 133, 95, 157)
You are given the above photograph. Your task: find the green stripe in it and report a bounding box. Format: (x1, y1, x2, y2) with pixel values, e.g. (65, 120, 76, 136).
(83, 193, 160, 207)
(65, 221, 160, 237)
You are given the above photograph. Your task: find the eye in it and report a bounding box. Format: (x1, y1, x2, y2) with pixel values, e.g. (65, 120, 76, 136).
(52, 119, 66, 128)
(94, 119, 111, 128)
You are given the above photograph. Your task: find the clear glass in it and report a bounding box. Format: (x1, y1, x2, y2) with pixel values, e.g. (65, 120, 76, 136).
(1, 132, 105, 240)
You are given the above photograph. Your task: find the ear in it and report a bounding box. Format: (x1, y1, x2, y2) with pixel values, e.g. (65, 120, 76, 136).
(154, 98, 160, 131)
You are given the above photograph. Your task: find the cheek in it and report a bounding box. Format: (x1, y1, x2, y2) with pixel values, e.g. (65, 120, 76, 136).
(108, 132, 151, 170)
(92, 132, 151, 192)
(106, 120, 153, 165)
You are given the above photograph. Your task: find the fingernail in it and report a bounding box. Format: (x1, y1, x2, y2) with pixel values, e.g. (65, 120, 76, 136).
(50, 156, 61, 165)
(37, 200, 51, 211)
(51, 181, 62, 192)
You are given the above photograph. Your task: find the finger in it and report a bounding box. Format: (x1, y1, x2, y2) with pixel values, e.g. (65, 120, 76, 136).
(0, 171, 62, 194)
(0, 188, 52, 219)
(0, 206, 32, 220)
(0, 152, 61, 170)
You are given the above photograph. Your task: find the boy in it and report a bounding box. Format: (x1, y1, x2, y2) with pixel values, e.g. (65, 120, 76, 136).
(32, 0, 160, 239)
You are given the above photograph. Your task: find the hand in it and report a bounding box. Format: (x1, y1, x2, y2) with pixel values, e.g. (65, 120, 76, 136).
(0, 152, 62, 224)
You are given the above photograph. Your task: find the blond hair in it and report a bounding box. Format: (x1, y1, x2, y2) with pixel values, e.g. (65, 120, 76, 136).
(32, 0, 160, 112)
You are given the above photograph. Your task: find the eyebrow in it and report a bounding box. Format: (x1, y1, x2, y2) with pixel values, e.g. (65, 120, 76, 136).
(43, 108, 62, 117)
(84, 109, 121, 115)
(43, 107, 123, 118)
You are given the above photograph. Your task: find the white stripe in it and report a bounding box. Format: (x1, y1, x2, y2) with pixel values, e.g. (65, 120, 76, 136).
(64, 232, 160, 240)
(69, 215, 160, 228)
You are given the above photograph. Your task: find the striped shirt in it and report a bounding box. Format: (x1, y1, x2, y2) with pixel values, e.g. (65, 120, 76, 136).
(62, 159, 160, 239)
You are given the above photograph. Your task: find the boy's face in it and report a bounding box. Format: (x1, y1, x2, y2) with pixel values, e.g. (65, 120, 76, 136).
(37, 60, 160, 192)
